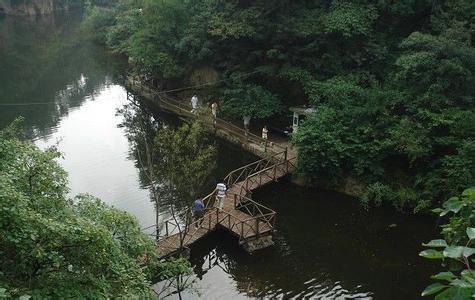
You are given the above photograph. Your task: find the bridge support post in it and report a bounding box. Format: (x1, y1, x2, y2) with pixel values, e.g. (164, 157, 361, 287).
(208, 212, 211, 230)
(242, 235, 274, 253)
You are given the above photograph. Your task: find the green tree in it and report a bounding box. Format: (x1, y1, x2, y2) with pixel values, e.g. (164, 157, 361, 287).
(0, 120, 190, 298)
(85, 0, 474, 211)
(221, 84, 283, 125)
(152, 121, 217, 249)
(154, 121, 217, 202)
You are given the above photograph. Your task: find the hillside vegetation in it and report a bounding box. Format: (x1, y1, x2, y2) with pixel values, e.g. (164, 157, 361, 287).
(84, 0, 474, 212)
(0, 119, 189, 298)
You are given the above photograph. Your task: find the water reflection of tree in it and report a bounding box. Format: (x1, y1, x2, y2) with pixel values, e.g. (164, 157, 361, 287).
(0, 11, 127, 137)
(118, 94, 217, 237)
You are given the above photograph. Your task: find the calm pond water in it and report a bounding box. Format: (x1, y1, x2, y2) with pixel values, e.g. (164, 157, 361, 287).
(0, 11, 439, 299)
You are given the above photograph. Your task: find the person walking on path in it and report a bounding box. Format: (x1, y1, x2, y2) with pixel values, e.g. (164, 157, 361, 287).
(211, 102, 218, 124)
(193, 196, 205, 228)
(262, 125, 269, 150)
(262, 125, 268, 140)
(243, 116, 251, 136)
(216, 183, 227, 210)
(191, 95, 198, 113)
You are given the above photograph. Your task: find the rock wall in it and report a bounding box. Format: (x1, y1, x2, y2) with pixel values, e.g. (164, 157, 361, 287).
(0, 0, 76, 15)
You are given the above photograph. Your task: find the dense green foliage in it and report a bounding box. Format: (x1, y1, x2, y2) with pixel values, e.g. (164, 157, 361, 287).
(154, 121, 217, 200)
(0, 119, 189, 298)
(85, 0, 474, 211)
(221, 84, 283, 120)
(119, 100, 217, 207)
(420, 187, 475, 298)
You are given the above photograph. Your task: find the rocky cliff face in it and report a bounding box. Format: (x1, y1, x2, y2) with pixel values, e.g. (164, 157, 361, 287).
(0, 0, 77, 15)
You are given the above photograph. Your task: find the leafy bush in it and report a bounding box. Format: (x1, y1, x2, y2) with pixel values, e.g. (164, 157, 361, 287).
(360, 182, 394, 209)
(81, 6, 116, 43)
(0, 120, 190, 298)
(222, 84, 283, 120)
(420, 187, 475, 298)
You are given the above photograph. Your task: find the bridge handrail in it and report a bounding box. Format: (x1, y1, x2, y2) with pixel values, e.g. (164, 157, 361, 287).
(224, 150, 286, 175)
(246, 159, 288, 179)
(157, 90, 287, 152)
(150, 152, 285, 239)
(223, 150, 287, 186)
(131, 78, 293, 245)
(154, 191, 277, 242)
(128, 78, 288, 153)
(240, 212, 275, 226)
(231, 193, 276, 232)
(232, 193, 275, 216)
(219, 212, 267, 241)
(145, 188, 217, 239)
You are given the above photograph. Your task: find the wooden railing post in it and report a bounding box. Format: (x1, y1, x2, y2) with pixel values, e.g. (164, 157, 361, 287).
(256, 218, 259, 237)
(165, 221, 169, 236)
(208, 212, 211, 230)
(241, 222, 244, 238)
(234, 194, 237, 209)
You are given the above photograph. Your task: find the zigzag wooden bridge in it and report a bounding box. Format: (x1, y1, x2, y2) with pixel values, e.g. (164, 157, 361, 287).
(153, 150, 295, 258)
(127, 78, 297, 257)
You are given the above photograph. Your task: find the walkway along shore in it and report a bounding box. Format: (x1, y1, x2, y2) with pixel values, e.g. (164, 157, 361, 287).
(126, 78, 298, 160)
(127, 78, 297, 257)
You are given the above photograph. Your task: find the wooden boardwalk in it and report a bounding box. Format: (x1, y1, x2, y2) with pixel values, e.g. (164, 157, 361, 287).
(155, 151, 293, 257)
(126, 79, 296, 257)
(126, 78, 298, 160)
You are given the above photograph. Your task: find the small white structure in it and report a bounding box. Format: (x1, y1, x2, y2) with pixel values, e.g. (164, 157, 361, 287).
(289, 106, 316, 133)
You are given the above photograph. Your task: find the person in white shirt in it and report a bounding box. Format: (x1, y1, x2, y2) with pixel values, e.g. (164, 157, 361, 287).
(262, 125, 269, 150)
(216, 183, 227, 210)
(243, 116, 250, 136)
(191, 95, 198, 113)
(262, 125, 268, 140)
(211, 102, 218, 124)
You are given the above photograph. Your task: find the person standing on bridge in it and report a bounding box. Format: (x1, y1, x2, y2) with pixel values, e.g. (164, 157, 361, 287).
(262, 125, 269, 151)
(193, 196, 205, 228)
(216, 183, 227, 210)
(243, 115, 251, 136)
(211, 102, 218, 124)
(262, 125, 269, 140)
(191, 95, 198, 113)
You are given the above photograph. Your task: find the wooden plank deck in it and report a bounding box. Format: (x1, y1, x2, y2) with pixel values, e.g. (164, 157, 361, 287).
(155, 164, 288, 257)
(126, 79, 298, 160)
(127, 79, 296, 257)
